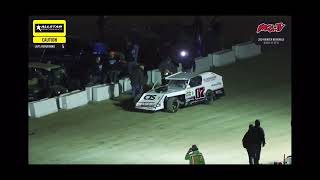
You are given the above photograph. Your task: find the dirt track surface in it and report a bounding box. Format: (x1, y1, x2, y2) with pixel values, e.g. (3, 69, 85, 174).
(29, 48, 291, 164)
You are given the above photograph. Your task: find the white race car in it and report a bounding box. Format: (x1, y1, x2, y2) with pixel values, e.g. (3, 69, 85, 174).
(134, 71, 225, 113)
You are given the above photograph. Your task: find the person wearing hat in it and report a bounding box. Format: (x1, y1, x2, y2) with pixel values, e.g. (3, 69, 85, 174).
(185, 145, 205, 165)
(252, 119, 266, 164)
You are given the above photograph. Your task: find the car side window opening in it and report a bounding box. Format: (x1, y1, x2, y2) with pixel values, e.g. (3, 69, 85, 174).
(189, 76, 202, 88)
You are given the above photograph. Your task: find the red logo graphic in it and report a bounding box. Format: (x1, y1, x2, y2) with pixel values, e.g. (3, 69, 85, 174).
(195, 87, 205, 99)
(256, 22, 286, 33)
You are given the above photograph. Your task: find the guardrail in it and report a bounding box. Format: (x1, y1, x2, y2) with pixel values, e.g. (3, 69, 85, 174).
(232, 41, 261, 60)
(28, 97, 58, 118)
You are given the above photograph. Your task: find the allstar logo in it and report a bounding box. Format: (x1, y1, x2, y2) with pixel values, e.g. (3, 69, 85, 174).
(36, 25, 41, 31)
(33, 20, 66, 45)
(34, 24, 64, 32)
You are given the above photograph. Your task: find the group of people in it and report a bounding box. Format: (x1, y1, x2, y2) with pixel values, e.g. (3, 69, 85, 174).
(89, 40, 150, 99)
(89, 38, 201, 99)
(185, 119, 266, 165)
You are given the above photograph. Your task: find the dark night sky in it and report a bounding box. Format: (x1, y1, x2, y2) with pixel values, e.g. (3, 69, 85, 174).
(29, 16, 202, 41)
(29, 16, 291, 48)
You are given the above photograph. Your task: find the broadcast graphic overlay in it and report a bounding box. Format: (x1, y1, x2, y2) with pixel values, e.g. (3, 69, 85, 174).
(32, 20, 66, 49)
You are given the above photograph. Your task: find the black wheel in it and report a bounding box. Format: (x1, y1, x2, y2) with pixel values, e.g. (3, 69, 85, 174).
(204, 90, 214, 104)
(166, 97, 179, 113)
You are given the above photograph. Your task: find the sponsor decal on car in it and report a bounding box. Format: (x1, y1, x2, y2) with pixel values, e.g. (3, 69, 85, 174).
(203, 76, 216, 82)
(144, 94, 157, 100)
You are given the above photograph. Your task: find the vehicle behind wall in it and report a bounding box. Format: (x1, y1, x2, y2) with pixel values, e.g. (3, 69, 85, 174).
(28, 62, 69, 102)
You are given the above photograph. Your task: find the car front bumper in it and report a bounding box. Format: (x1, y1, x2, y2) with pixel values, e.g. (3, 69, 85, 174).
(135, 105, 163, 112)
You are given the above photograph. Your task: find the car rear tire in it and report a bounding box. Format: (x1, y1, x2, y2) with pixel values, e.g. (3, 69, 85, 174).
(166, 97, 179, 113)
(205, 90, 214, 104)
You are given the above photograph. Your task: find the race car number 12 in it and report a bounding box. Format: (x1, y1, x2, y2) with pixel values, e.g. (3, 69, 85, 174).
(195, 87, 205, 99)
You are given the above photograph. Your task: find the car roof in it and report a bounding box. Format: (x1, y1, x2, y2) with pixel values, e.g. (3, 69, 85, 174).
(165, 71, 218, 81)
(165, 72, 198, 80)
(29, 62, 61, 71)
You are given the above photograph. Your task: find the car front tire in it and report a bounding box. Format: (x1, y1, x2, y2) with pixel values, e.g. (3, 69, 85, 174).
(166, 97, 179, 113)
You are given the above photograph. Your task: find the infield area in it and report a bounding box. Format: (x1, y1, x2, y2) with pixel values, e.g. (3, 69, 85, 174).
(29, 47, 291, 164)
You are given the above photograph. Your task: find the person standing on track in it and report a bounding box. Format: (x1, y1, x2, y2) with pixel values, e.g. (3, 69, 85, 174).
(130, 64, 145, 98)
(251, 119, 266, 164)
(242, 124, 255, 165)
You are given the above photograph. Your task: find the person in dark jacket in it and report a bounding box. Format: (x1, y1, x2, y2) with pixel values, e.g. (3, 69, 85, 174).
(132, 40, 139, 63)
(252, 119, 266, 164)
(204, 17, 223, 55)
(89, 56, 104, 85)
(125, 41, 137, 75)
(159, 56, 178, 85)
(130, 64, 144, 97)
(242, 124, 255, 165)
(159, 56, 178, 74)
(105, 51, 122, 84)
